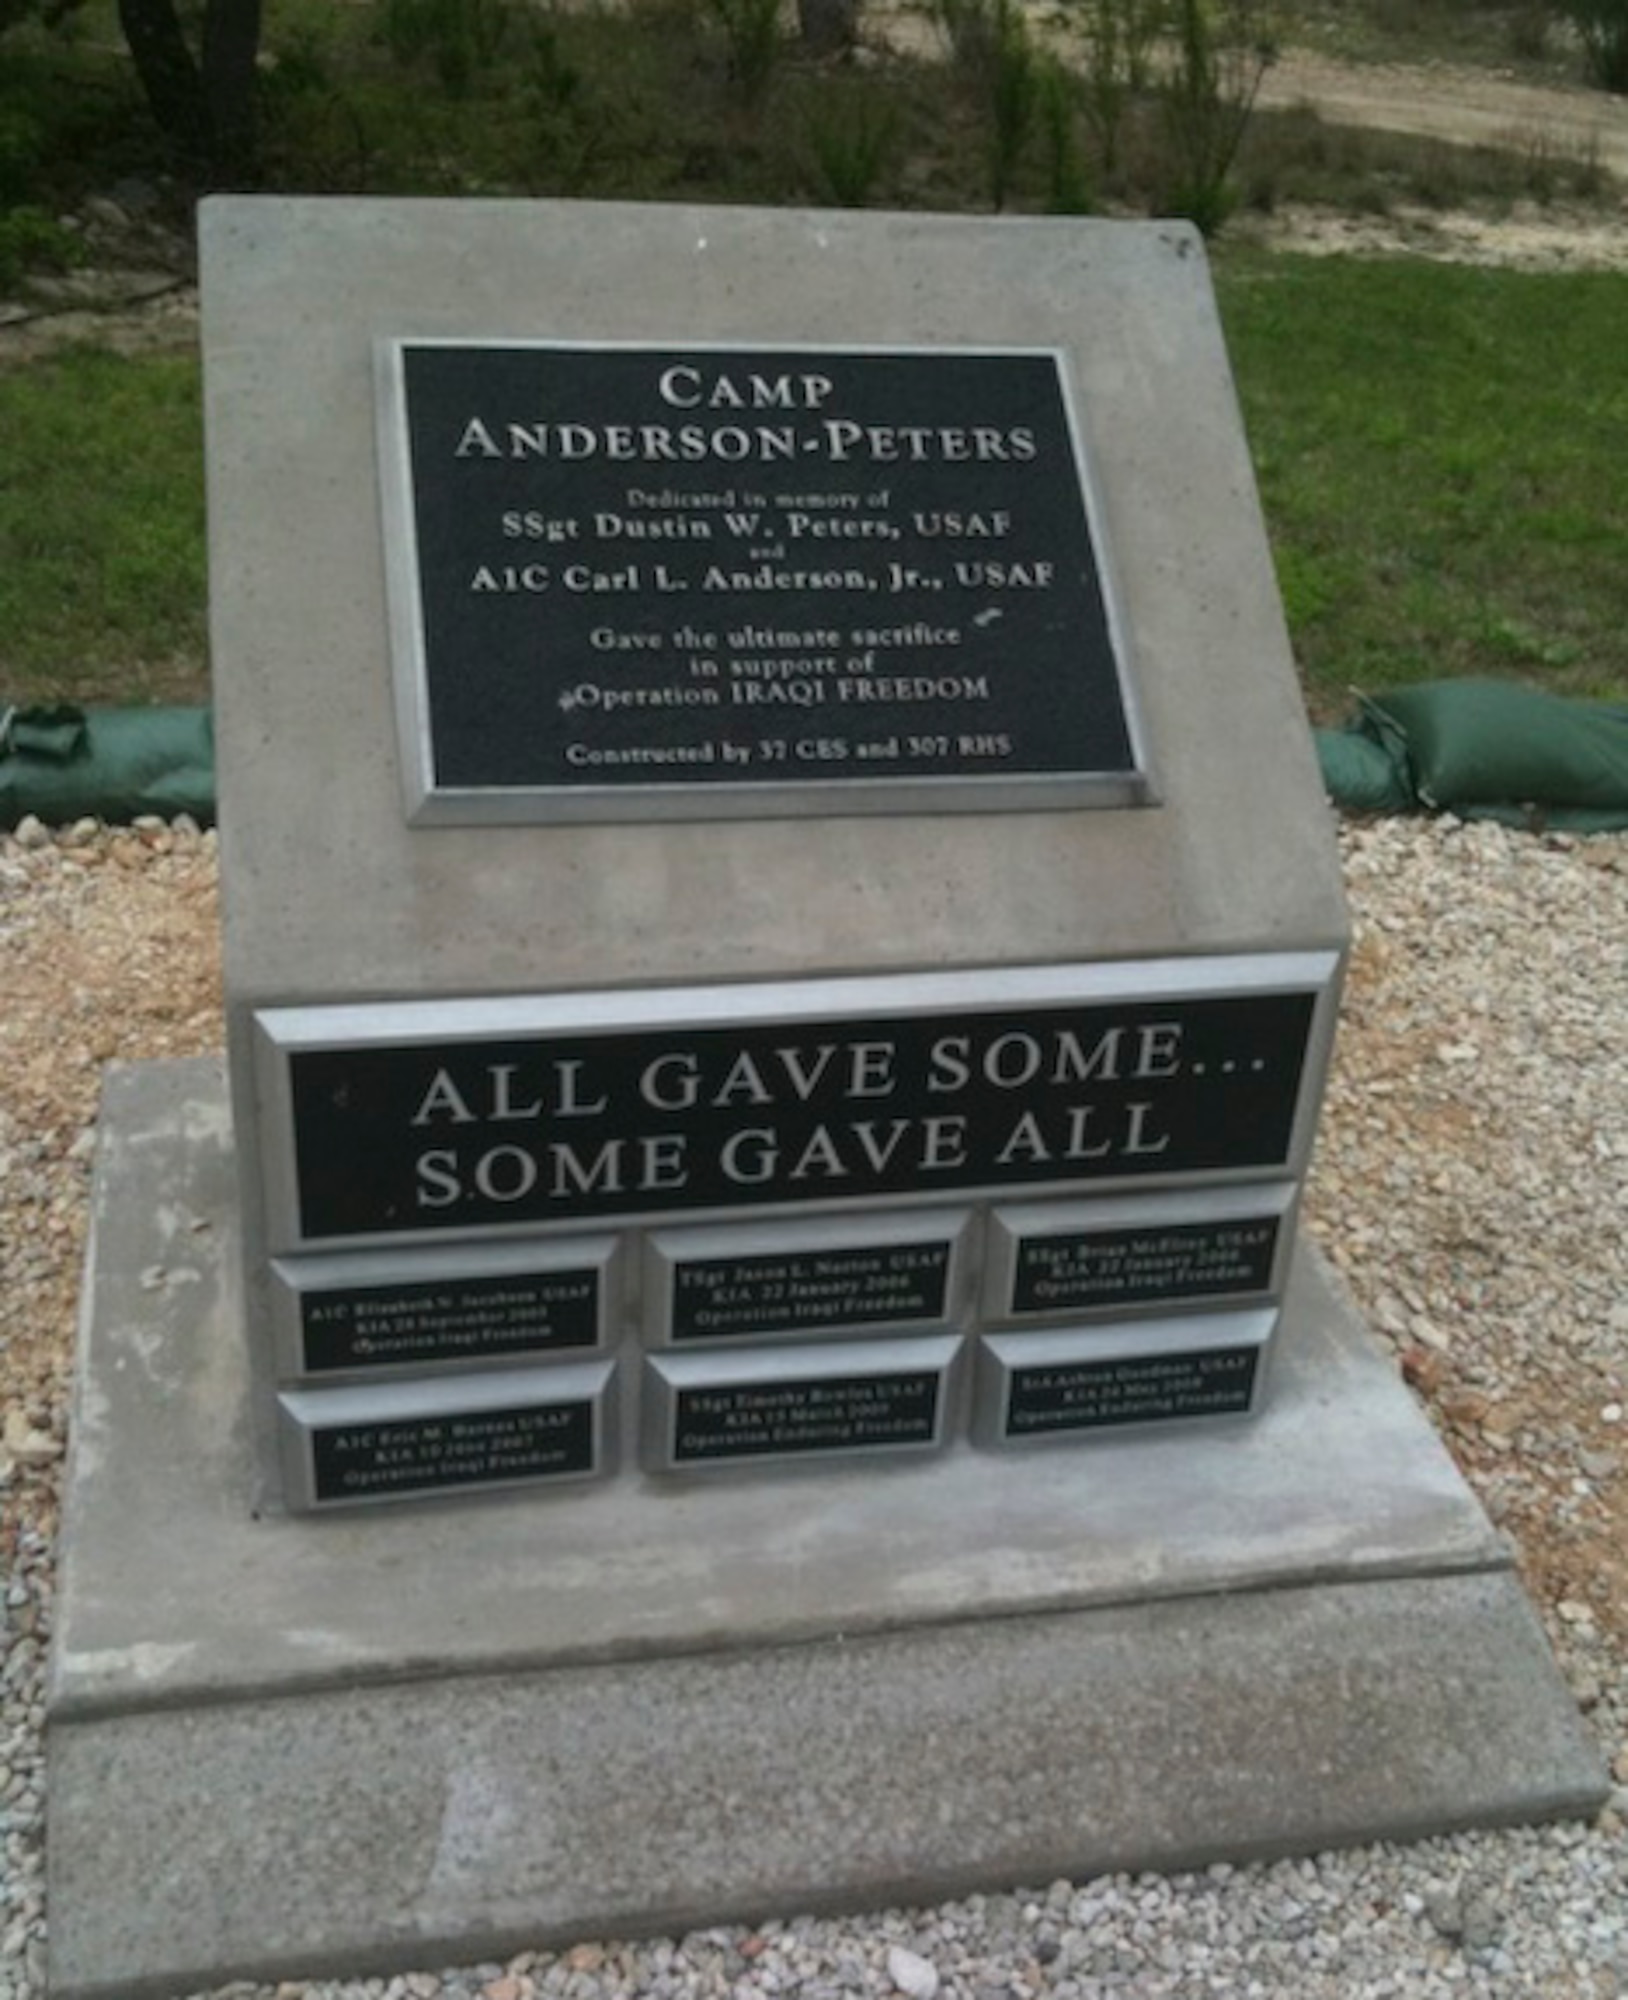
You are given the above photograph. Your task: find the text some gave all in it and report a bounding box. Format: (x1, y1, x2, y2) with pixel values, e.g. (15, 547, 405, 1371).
(405, 1023, 1194, 1211)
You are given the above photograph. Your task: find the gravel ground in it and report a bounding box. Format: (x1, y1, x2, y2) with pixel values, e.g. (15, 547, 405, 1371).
(2, 808, 1626, 2000)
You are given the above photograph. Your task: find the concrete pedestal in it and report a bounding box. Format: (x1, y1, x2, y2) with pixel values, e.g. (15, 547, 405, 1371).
(47, 1060, 1607, 1999)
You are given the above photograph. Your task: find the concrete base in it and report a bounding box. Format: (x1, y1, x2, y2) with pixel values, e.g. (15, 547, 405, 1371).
(48, 1060, 1607, 2000)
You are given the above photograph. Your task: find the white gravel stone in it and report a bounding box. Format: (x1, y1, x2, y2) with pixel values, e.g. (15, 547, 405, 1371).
(886, 1944, 941, 1998)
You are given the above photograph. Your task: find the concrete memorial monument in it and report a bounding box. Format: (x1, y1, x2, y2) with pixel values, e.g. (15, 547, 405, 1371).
(46, 200, 1604, 1998)
(232, 242, 1338, 1511)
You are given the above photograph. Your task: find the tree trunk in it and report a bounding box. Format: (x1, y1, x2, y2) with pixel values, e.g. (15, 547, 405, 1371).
(202, 0, 263, 179)
(117, 0, 262, 179)
(797, 0, 861, 58)
(118, 0, 210, 163)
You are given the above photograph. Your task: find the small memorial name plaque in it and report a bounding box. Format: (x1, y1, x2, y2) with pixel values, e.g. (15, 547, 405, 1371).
(987, 1185, 1291, 1321)
(271, 1238, 615, 1376)
(378, 341, 1147, 822)
(643, 1335, 961, 1470)
(647, 1208, 967, 1346)
(254, 954, 1337, 1252)
(974, 1311, 1273, 1446)
(278, 1359, 616, 1508)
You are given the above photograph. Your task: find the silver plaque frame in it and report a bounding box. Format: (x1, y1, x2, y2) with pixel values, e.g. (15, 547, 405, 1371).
(278, 1358, 617, 1511)
(642, 1333, 963, 1473)
(269, 1234, 619, 1380)
(643, 1206, 972, 1348)
(984, 1182, 1295, 1325)
(972, 1309, 1275, 1449)
(252, 950, 1342, 1255)
(376, 339, 1153, 825)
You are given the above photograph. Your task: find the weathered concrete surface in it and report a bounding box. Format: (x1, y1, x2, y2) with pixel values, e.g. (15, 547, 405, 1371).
(47, 1061, 1607, 1998)
(201, 202, 1345, 1004)
(50, 1573, 1602, 2000)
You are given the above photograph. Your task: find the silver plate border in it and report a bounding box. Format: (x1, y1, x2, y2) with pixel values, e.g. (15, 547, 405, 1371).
(277, 1357, 618, 1511)
(984, 1181, 1296, 1325)
(972, 1308, 1276, 1449)
(269, 1234, 618, 1382)
(643, 1206, 972, 1348)
(252, 949, 1341, 1255)
(641, 1332, 963, 1473)
(375, 337, 1154, 825)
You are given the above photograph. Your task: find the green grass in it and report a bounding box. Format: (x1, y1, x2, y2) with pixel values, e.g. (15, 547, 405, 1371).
(0, 347, 205, 705)
(1216, 252, 1628, 718)
(2, 261, 1626, 725)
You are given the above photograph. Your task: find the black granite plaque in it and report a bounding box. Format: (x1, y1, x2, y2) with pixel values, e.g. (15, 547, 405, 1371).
(1004, 1343, 1259, 1437)
(672, 1370, 941, 1463)
(1010, 1216, 1279, 1316)
(299, 1265, 600, 1373)
(388, 343, 1138, 809)
(671, 1239, 951, 1342)
(277, 981, 1321, 1243)
(309, 1398, 596, 1501)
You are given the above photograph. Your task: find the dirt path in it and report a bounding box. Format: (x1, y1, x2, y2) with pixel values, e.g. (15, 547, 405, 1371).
(1262, 46, 1628, 177)
(1241, 46, 1628, 268)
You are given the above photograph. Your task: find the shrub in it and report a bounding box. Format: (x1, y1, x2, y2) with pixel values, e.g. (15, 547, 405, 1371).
(384, 0, 515, 96)
(984, 0, 1039, 209)
(0, 105, 40, 204)
(934, 0, 1001, 73)
(1560, 0, 1628, 90)
(706, 0, 783, 99)
(1078, 0, 1163, 178)
(1039, 54, 1094, 212)
(520, 16, 597, 192)
(796, 0, 860, 57)
(803, 77, 898, 205)
(1157, 0, 1278, 236)
(0, 204, 81, 291)
(1507, 5, 1550, 60)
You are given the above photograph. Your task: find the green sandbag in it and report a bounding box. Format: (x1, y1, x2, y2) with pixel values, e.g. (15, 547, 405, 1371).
(1356, 679, 1628, 820)
(1314, 726, 1416, 815)
(0, 703, 216, 828)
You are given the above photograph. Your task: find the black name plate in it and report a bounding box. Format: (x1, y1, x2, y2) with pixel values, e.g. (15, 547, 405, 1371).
(672, 1241, 950, 1342)
(649, 1210, 965, 1345)
(995, 1188, 1291, 1319)
(675, 1374, 940, 1463)
(644, 1336, 959, 1470)
(978, 1317, 1270, 1444)
(1007, 1345, 1260, 1435)
(311, 1401, 594, 1501)
(381, 342, 1145, 821)
(257, 956, 1335, 1249)
(290, 1267, 601, 1374)
(269, 1240, 614, 1377)
(279, 1361, 614, 1507)
(1012, 1220, 1277, 1314)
